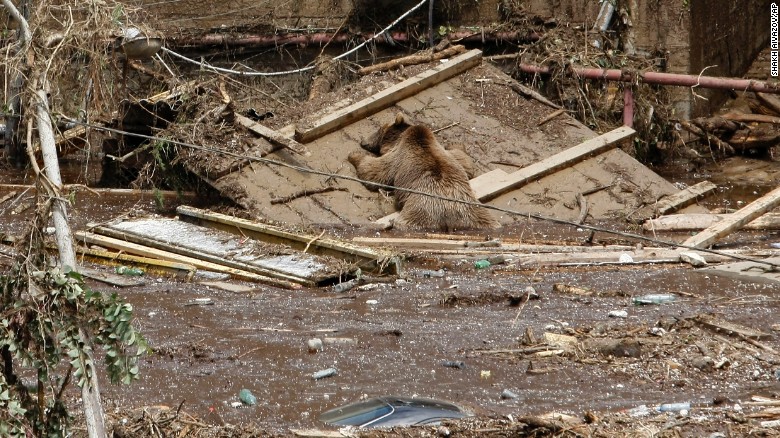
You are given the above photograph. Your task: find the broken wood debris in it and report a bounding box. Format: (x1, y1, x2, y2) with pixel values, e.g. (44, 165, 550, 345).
(89, 220, 335, 287)
(177, 206, 400, 275)
(632, 180, 718, 223)
(358, 44, 467, 75)
(78, 246, 197, 279)
(683, 184, 780, 249)
(77, 231, 300, 288)
(644, 212, 780, 231)
(234, 113, 310, 156)
(292, 49, 483, 143)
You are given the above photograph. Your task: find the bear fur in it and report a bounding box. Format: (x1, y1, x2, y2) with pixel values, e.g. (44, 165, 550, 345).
(360, 113, 476, 178)
(348, 116, 500, 231)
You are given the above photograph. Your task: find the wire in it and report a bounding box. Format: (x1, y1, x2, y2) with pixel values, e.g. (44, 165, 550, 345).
(58, 117, 780, 270)
(159, 0, 430, 77)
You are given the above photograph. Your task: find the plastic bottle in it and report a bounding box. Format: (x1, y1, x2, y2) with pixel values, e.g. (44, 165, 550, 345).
(312, 368, 338, 380)
(474, 260, 491, 269)
(657, 402, 690, 413)
(115, 266, 144, 276)
(633, 293, 677, 305)
(238, 388, 257, 406)
(441, 360, 465, 369)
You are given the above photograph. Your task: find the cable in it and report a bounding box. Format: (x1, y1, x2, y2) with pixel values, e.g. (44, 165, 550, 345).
(58, 117, 780, 270)
(158, 0, 430, 77)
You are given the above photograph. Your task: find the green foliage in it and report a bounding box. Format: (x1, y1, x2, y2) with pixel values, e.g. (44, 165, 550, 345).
(153, 188, 165, 211)
(0, 266, 148, 435)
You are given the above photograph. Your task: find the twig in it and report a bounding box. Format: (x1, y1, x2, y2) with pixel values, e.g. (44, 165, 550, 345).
(506, 80, 562, 109)
(679, 119, 735, 155)
(433, 122, 460, 133)
(270, 186, 347, 204)
(358, 45, 467, 75)
(303, 230, 326, 254)
(537, 108, 567, 126)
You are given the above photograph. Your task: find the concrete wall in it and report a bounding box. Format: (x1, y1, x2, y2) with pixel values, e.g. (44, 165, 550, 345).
(518, 0, 770, 118)
(688, 0, 772, 116)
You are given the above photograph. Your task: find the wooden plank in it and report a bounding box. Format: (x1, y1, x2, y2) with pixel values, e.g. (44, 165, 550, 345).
(633, 181, 718, 222)
(374, 168, 509, 228)
(474, 126, 636, 201)
(177, 206, 400, 275)
(234, 114, 310, 155)
(682, 185, 780, 249)
(293, 49, 483, 143)
(77, 231, 300, 288)
(79, 267, 146, 287)
(78, 246, 197, 278)
(643, 212, 780, 231)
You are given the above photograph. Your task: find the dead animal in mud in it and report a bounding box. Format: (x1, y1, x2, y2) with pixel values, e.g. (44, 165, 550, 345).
(349, 113, 499, 231)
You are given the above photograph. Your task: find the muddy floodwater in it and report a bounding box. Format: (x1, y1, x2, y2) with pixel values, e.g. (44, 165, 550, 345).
(1, 162, 780, 435)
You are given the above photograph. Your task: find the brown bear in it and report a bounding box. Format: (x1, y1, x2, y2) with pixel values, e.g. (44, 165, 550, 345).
(348, 116, 500, 231)
(360, 113, 476, 178)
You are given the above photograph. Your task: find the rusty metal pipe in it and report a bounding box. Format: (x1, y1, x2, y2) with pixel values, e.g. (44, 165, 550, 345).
(517, 63, 780, 94)
(168, 30, 540, 49)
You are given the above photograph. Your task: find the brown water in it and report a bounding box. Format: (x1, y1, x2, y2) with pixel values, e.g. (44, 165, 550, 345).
(1, 162, 779, 434)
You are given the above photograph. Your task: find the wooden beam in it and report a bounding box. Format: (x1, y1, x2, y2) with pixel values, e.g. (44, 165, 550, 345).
(475, 126, 635, 201)
(234, 114, 310, 155)
(633, 181, 718, 223)
(682, 185, 780, 249)
(78, 246, 197, 278)
(177, 206, 400, 275)
(76, 231, 300, 288)
(643, 213, 780, 231)
(293, 49, 483, 143)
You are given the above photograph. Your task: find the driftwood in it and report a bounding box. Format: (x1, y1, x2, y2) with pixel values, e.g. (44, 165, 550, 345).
(235, 114, 309, 155)
(358, 44, 467, 75)
(537, 108, 567, 126)
(679, 119, 735, 154)
(727, 126, 780, 151)
(722, 112, 780, 125)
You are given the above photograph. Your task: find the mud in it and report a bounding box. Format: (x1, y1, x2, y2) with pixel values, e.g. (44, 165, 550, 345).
(3, 162, 780, 436)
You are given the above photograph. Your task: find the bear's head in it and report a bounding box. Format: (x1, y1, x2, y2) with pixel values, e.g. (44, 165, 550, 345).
(360, 112, 411, 155)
